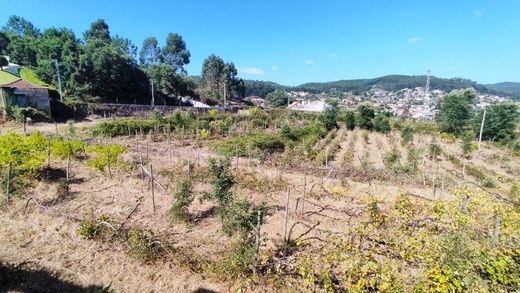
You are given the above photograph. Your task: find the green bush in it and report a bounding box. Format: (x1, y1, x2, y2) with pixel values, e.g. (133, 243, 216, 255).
(51, 137, 85, 159)
(126, 228, 164, 263)
(86, 144, 127, 172)
(211, 132, 285, 157)
(169, 179, 194, 222)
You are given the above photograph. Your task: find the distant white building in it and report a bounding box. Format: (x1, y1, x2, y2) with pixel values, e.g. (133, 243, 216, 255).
(288, 100, 328, 112)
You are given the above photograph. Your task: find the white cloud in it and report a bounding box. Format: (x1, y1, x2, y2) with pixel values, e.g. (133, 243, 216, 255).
(305, 59, 314, 65)
(473, 9, 484, 18)
(328, 53, 338, 57)
(408, 36, 423, 43)
(239, 67, 265, 75)
(271, 65, 278, 70)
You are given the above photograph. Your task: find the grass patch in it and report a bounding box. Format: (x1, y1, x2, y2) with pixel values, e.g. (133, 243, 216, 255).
(0, 70, 20, 85)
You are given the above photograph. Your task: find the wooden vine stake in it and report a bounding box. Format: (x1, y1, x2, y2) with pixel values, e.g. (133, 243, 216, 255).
(5, 162, 12, 204)
(106, 149, 112, 180)
(66, 153, 71, 181)
(283, 186, 291, 244)
(168, 125, 172, 161)
(302, 173, 307, 216)
(254, 210, 262, 267)
(139, 154, 145, 181)
(150, 164, 156, 213)
(47, 139, 51, 168)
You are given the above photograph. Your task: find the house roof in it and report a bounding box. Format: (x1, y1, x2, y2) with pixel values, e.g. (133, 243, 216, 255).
(0, 79, 48, 89)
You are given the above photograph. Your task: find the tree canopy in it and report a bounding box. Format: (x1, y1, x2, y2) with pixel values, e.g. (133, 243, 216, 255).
(436, 88, 476, 135)
(0, 15, 194, 104)
(474, 101, 520, 142)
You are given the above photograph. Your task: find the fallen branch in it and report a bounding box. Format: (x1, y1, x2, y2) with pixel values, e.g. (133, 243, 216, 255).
(138, 164, 166, 191)
(23, 197, 48, 215)
(118, 201, 142, 231)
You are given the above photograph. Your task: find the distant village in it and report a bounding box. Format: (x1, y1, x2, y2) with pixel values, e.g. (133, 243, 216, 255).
(248, 86, 512, 120)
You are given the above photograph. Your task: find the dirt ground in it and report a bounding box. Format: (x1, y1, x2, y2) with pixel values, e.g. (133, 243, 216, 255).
(1, 120, 518, 292)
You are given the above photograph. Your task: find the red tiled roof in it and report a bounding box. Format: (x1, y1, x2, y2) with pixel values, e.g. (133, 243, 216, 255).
(0, 79, 48, 89)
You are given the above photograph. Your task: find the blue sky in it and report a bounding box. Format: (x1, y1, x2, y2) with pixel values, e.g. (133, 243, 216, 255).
(1, 0, 519, 85)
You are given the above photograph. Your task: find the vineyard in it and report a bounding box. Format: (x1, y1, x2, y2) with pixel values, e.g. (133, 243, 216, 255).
(1, 109, 519, 292)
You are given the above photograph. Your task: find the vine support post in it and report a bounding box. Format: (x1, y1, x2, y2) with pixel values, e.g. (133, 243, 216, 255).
(477, 109, 486, 158)
(66, 153, 70, 182)
(146, 141, 149, 162)
(139, 154, 145, 181)
(6, 162, 12, 204)
(47, 139, 51, 168)
(106, 149, 112, 180)
(187, 157, 192, 180)
(283, 186, 291, 244)
(150, 164, 156, 213)
(135, 130, 139, 153)
(23, 115, 27, 134)
(302, 173, 307, 216)
(168, 125, 172, 161)
(255, 210, 262, 266)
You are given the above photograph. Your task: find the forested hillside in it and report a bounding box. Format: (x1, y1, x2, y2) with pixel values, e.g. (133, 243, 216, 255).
(299, 75, 490, 94)
(486, 82, 520, 99)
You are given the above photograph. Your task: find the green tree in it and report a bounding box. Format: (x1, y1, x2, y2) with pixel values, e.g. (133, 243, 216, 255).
(436, 88, 476, 135)
(357, 102, 375, 130)
(0, 56, 7, 70)
(83, 19, 110, 44)
(321, 99, 339, 131)
(2, 15, 40, 37)
(139, 37, 161, 66)
(0, 32, 9, 55)
(200, 54, 243, 101)
(344, 110, 356, 130)
(161, 33, 190, 73)
(265, 89, 289, 108)
(201, 54, 225, 98)
(473, 101, 520, 142)
(34, 27, 80, 92)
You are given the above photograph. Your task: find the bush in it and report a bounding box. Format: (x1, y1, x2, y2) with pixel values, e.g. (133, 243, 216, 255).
(373, 115, 391, 133)
(86, 144, 127, 173)
(51, 137, 85, 159)
(401, 124, 414, 144)
(344, 110, 356, 130)
(126, 228, 164, 263)
(211, 132, 285, 157)
(169, 179, 194, 222)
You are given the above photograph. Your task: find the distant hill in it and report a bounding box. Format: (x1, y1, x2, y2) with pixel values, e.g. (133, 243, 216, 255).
(297, 75, 491, 94)
(243, 80, 288, 97)
(485, 82, 520, 100)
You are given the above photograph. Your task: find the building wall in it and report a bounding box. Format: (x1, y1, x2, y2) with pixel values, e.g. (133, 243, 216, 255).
(13, 88, 51, 114)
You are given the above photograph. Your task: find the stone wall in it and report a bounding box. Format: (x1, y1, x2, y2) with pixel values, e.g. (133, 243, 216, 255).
(85, 103, 213, 118)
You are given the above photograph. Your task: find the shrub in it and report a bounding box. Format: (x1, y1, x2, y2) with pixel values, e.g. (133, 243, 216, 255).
(357, 102, 375, 130)
(373, 115, 391, 133)
(51, 137, 85, 159)
(86, 144, 127, 173)
(344, 110, 356, 130)
(383, 148, 401, 171)
(169, 179, 194, 222)
(126, 228, 164, 263)
(211, 132, 284, 157)
(216, 239, 257, 279)
(0, 131, 47, 171)
(401, 124, 414, 144)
